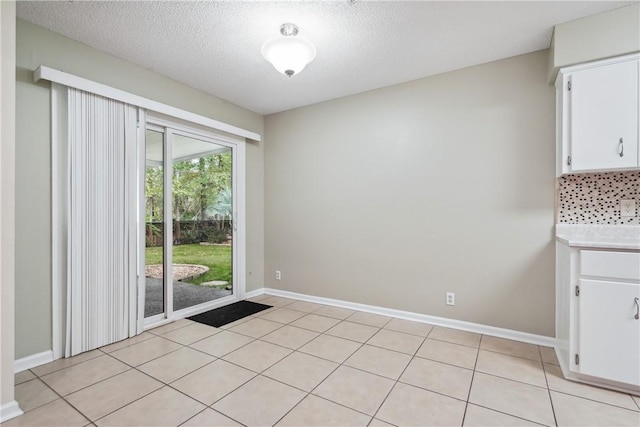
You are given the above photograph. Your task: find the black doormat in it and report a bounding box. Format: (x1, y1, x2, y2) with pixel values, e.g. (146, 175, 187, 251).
(188, 300, 272, 328)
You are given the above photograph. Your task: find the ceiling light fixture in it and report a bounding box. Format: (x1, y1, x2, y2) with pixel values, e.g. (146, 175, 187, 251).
(261, 23, 316, 77)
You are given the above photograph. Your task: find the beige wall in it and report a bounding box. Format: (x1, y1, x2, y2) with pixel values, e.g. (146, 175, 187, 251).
(548, 3, 640, 82)
(15, 19, 264, 358)
(264, 50, 556, 337)
(1, 0, 16, 410)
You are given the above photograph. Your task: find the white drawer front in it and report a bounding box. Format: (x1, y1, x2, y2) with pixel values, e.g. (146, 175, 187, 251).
(580, 250, 640, 281)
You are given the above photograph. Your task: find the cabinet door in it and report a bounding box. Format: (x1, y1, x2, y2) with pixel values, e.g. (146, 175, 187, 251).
(578, 279, 640, 386)
(570, 60, 639, 171)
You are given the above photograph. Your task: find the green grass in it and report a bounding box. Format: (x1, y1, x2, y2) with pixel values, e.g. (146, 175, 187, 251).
(146, 244, 232, 285)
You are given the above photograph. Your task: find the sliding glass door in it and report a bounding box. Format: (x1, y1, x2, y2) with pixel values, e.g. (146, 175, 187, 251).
(143, 118, 241, 326)
(144, 129, 166, 318)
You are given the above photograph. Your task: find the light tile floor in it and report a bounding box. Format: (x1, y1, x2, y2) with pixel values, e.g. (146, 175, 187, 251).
(6, 294, 640, 427)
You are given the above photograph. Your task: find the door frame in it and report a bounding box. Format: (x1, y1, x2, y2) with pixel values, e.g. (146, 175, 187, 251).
(139, 112, 246, 332)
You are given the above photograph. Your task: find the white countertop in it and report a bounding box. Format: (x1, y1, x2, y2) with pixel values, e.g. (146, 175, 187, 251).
(556, 224, 640, 250)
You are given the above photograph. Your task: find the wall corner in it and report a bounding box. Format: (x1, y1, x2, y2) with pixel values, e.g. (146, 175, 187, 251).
(547, 29, 558, 85)
(0, 0, 18, 418)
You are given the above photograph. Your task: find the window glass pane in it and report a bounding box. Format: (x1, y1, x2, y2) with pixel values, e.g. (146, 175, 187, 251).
(171, 133, 233, 311)
(144, 129, 165, 318)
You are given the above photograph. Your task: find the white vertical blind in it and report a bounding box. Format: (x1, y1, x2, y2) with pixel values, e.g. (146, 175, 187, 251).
(65, 88, 137, 357)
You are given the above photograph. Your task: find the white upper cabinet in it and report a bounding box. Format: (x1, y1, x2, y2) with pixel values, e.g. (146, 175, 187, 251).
(556, 54, 640, 176)
(571, 61, 638, 171)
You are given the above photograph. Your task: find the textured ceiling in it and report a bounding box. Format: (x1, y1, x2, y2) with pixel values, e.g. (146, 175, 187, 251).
(17, 1, 637, 115)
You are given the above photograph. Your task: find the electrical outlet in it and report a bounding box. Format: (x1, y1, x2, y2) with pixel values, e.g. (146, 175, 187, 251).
(275, 270, 281, 280)
(446, 292, 455, 306)
(620, 200, 637, 218)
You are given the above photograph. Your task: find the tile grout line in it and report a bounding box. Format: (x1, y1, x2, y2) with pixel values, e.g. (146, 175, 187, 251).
(11, 377, 59, 412)
(260, 327, 321, 349)
(541, 363, 640, 413)
(70, 381, 161, 425)
(187, 320, 291, 360)
(146, 319, 196, 336)
(193, 361, 259, 411)
(13, 377, 82, 420)
(175, 407, 211, 427)
(472, 367, 551, 391)
(368, 327, 431, 424)
(365, 326, 484, 406)
(226, 317, 289, 339)
(156, 329, 222, 348)
(345, 312, 394, 329)
(549, 389, 640, 414)
(215, 314, 327, 425)
(423, 335, 482, 349)
(218, 347, 292, 377)
(91, 348, 250, 426)
(19, 354, 150, 421)
(39, 360, 135, 400)
(266, 384, 312, 426)
(303, 330, 368, 389)
(199, 337, 337, 422)
(477, 346, 545, 363)
(37, 372, 94, 425)
(153, 355, 221, 390)
(99, 332, 156, 354)
(110, 340, 186, 370)
(184, 362, 258, 407)
(461, 333, 483, 426)
(305, 325, 372, 390)
(186, 318, 317, 365)
(466, 338, 560, 426)
(539, 345, 560, 427)
(270, 322, 374, 426)
(30, 350, 106, 378)
(467, 403, 551, 427)
(268, 308, 432, 342)
(212, 301, 345, 425)
(81, 351, 191, 424)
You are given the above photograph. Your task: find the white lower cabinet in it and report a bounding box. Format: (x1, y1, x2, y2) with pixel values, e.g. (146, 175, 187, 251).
(556, 244, 640, 393)
(577, 279, 640, 386)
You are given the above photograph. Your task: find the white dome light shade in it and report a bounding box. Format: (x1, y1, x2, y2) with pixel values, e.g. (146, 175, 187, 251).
(261, 25, 316, 77)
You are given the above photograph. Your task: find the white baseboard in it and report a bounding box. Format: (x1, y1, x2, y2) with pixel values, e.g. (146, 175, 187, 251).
(0, 401, 24, 423)
(244, 288, 265, 299)
(14, 350, 54, 373)
(264, 288, 556, 348)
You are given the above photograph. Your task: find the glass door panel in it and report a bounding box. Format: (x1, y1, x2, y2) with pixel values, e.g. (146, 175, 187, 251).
(144, 129, 165, 318)
(171, 133, 233, 312)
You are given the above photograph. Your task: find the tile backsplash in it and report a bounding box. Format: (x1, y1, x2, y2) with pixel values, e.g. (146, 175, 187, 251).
(557, 171, 639, 225)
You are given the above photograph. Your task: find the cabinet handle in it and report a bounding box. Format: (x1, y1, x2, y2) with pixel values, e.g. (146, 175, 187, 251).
(618, 138, 624, 157)
(635, 297, 639, 320)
